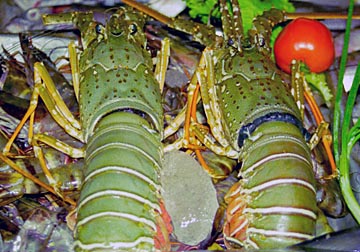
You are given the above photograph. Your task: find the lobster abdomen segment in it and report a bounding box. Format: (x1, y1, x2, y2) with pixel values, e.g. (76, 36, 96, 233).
(224, 121, 316, 249)
(74, 112, 164, 251)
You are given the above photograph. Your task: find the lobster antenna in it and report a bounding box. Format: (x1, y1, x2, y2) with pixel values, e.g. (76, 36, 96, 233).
(285, 12, 360, 20)
(104, 6, 118, 14)
(122, 0, 216, 47)
(121, 0, 172, 25)
(230, 0, 244, 40)
(219, 0, 234, 43)
(122, 0, 360, 23)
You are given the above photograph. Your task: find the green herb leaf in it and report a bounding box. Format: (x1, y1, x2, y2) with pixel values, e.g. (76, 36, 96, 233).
(305, 72, 333, 105)
(185, 0, 295, 33)
(185, 0, 218, 23)
(238, 0, 294, 33)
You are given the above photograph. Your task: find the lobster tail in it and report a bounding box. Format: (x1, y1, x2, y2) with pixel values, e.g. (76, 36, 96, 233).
(74, 112, 166, 251)
(224, 121, 317, 249)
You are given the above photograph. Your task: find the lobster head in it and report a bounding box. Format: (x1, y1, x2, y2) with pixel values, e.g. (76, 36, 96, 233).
(106, 7, 147, 50)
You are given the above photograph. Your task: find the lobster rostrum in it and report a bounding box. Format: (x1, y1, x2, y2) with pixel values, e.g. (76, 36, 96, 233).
(3, 7, 171, 252)
(123, 0, 322, 249)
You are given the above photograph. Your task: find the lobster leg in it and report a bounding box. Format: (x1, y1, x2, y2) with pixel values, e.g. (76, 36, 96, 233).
(184, 48, 238, 159)
(2, 59, 85, 201)
(3, 61, 83, 155)
(290, 60, 336, 176)
(290, 61, 306, 119)
(42, 12, 97, 50)
(164, 48, 238, 159)
(0, 152, 77, 206)
(163, 107, 186, 139)
(154, 38, 170, 93)
(68, 41, 80, 101)
(0, 134, 83, 203)
(164, 48, 239, 178)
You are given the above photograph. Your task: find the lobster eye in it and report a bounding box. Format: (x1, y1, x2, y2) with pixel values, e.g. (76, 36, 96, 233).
(257, 36, 265, 47)
(129, 23, 137, 35)
(95, 24, 104, 34)
(227, 38, 234, 46)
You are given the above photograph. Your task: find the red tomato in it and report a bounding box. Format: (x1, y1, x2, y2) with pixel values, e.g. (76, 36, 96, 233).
(274, 18, 335, 74)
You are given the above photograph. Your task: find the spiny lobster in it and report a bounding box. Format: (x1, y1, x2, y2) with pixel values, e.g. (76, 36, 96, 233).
(2, 7, 171, 252)
(122, 0, 333, 249)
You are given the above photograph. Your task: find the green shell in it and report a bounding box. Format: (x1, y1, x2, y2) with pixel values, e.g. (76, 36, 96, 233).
(78, 9, 162, 141)
(213, 47, 301, 150)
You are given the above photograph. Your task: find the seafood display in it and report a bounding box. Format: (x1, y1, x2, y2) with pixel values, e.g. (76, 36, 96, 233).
(0, 0, 358, 251)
